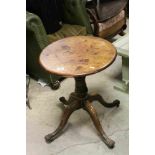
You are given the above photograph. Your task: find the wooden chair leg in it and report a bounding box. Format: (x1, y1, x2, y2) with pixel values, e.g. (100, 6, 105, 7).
(119, 24, 127, 36)
(119, 30, 125, 36)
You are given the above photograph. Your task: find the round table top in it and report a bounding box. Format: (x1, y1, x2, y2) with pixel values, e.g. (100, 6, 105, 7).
(39, 36, 117, 77)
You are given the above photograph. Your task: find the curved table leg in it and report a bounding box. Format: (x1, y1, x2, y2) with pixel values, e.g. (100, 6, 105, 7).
(84, 101, 115, 148)
(45, 101, 81, 143)
(88, 93, 120, 108)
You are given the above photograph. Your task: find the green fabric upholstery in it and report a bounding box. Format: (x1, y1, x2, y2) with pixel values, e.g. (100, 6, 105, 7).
(26, 12, 49, 49)
(26, 0, 91, 86)
(61, 0, 92, 34)
(26, 12, 59, 84)
(47, 24, 87, 42)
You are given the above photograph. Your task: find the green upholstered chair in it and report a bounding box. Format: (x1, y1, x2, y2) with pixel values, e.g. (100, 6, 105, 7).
(26, 0, 93, 89)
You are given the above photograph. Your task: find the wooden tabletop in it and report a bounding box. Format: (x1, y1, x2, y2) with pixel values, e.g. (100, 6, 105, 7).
(39, 36, 117, 77)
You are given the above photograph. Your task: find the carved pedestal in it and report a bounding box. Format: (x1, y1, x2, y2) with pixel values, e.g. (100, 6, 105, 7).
(45, 77, 120, 148)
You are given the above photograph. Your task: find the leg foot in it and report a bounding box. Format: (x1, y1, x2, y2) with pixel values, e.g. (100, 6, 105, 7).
(26, 97, 31, 109)
(88, 93, 120, 108)
(84, 101, 115, 148)
(59, 97, 69, 105)
(50, 80, 60, 90)
(119, 31, 125, 36)
(45, 101, 81, 143)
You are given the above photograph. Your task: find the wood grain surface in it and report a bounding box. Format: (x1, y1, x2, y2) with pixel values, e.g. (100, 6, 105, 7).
(39, 36, 117, 77)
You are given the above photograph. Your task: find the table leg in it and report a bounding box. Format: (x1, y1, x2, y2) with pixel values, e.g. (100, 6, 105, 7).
(45, 76, 119, 148)
(45, 101, 81, 143)
(88, 93, 120, 108)
(84, 101, 115, 148)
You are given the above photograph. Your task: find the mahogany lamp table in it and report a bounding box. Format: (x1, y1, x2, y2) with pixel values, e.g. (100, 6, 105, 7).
(39, 36, 120, 148)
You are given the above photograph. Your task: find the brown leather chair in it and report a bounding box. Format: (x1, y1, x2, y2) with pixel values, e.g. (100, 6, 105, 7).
(85, 0, 128, 39)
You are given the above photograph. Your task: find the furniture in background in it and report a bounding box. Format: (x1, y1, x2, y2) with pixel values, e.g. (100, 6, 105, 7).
(26, 75, 31, 109)
(85, 0, 128, 38)
(113, 33, 129, 93)
(126, 0, 129, 17)
(40, 36, 120, 148)
(26, 0, 93, 89)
